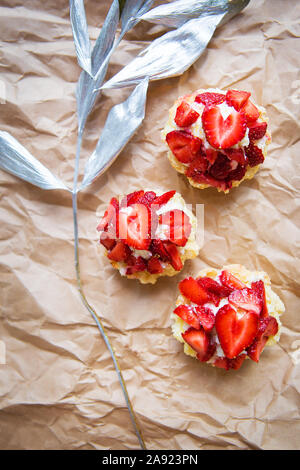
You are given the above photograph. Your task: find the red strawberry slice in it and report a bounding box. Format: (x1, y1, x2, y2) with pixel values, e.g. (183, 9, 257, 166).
(179, 277, 210, 305)
(174, 305, 201, 330)
(214, 357, 230, 370)
(242, 99, 260, 124)
(247, 316, 278, 362)
(214, 353, 247, 371)
(251, 280, 269, 318)
(152, 190, 176, 208)
(136, 191, 157, 207)
(119, 203, 151, 250)
(163, 242, 182, 271)
(160, 209, 192, 247)
(121, 190, 144, 208)
(194, 306, 215, 332)
(186, 171, 230, 192)
(215, 304, 259, 359)
(202, 106, 247, 149)
(227, 164, 247, 182)
(209, 153, 232, 180)
(229, 354, 247, 370)
(219, 270, 247, 291)
(100, 232, 116, 251)
(257, 316, 279, 339)
(224, 148, 247, 165)
(197, 276, 232, 299)
(147, 256, 163, 274)
(126, 256, 147, 275)
(226, 89, 251, 111)
(195, 92, 225, 106)
(166, 130, 202, 163)
(107, 241, 131, 262)
(248, 121, 267, 141)
(150, 239, 170, 261)
(185, 154, 209, 175)
(97, 197, 119, 232)
(175, 101, 199, 127)
(182, 327, 215, 362)
(205, 148, 218, 164)
(229, 288, 262, 315)
(244, 143, 264, 167)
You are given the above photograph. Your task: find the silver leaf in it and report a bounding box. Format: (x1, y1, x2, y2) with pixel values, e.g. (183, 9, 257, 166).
(70, 0, 92, 77)
(0, 131, 69, 191)
(101, 13, 226, 89)
(80, 78, 149, 190)
(76, 0, 119, 133)
(121, 0, 154, 33)
(139, 0, 250, 28)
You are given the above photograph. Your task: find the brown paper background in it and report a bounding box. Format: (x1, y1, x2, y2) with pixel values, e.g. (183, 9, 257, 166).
(0, 0, 300, 450)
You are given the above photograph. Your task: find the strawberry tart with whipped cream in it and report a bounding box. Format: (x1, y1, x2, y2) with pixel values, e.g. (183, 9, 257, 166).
(97, 190, 199, 284)
(162, 88, 271, 193)
(172, 264, 285, 370)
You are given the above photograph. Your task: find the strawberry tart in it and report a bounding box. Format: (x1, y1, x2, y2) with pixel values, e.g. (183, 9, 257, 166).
(162, 89, 271, 193)
(97, 190, 199, 284)
(172, 265, 285, 370)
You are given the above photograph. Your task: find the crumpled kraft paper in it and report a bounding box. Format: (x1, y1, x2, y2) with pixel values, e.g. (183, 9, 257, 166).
(0, 0, 300, 450)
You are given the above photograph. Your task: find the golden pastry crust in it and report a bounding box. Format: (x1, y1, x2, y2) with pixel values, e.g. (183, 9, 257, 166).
(162, 89, 271, 193)
(172, 264, 285, 362)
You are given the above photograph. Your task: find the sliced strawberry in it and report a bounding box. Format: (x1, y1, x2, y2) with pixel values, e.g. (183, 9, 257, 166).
(202, 106, 247, 149)
(163, 242, 182, 271)
(136, 191, 157, 207)
(126, 256, 147, 275)
(205, 148, 218, 164)
(229, 354, 247, 370)
(185, 156, 209, 177)
(121, 190, 144, 208)
(198, 340, 216, 363)
(248, 121, 267, 141)
(209, 153, 232, 180)
(244, 143, 264, 167)
(119, 203, 151, 250)
(224, 148, 247, 165)
(197, 276, 232, 299)
(179, 277, 210, 305)
(242, 99, 260, 124)
(195, 92, 225, 106)
(174, 101, 199, 127)
(186, 171, 231, 192)
(152, 190, 176, 208)
(219, 270, 247, 291)
(160, 209, 192, 247)
(229, 288, 262, 315)
(214, 357, 230, 370)
(215, 304, 259, 359)
(166, 130, 202, 163)
(227, 164, 247, 182)
(150, 239, 170, 261)
(174, 305, 201, 330)
(147, 256, 163, 274)
(194, 306, 215, 332)
(226, 89, 251, 111)
(107, 241, 131, 262)
(100, 232, 116, 251)
(214, 354, 247, 371)
(246, 316, 278, 363)
(182, 327, 214, 362)
(97, 197, 119, 232)
(251, 280, 269, 318)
